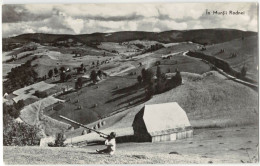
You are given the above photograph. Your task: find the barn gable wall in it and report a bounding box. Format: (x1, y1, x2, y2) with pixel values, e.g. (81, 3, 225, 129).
(132, 108, 152, 142)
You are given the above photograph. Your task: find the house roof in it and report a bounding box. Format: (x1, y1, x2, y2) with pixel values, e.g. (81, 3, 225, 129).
(143, 102, 191, 136)
(12, 81, 56, 103)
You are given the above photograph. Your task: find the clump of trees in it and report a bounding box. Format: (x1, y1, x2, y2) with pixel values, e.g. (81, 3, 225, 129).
(4, 58, 38, 94)
(3, 103, 41, 146)
(137, 67, 182, 99)
(142, 43, 165, 54)
(3, 101, 24, 119)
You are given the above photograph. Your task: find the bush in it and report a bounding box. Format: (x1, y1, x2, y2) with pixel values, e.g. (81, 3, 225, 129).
(240, 65, 247, 78)
(3, 114, 41, 146)
(4, 103, 20, 118)
(66, 74, 72, 80)
(48, 133, 66, 147)
(90, 70, 97, 83)
(75, 77, 83, 89)
(34, 90, 48, 98)
(15, 100, 25, 110)
(60, 72, 66, 82)
(48, 70, 53, 78)
(137, 75, 142, 84)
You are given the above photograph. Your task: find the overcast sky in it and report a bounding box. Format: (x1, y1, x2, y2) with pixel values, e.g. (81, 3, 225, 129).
(2, 3, 258, 37)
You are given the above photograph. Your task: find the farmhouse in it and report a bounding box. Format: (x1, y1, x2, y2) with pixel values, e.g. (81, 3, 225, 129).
(12, 81, 56, 103)
(133, 102, 193, 142)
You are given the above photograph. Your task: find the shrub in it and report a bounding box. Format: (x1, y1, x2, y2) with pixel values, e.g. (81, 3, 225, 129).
(3, 114, 41, 146)
(240, 65, 247, 78)
(60, 72, 66, 82)
(4, 103, 21, 118)
(75, 77, 83, 89)
(48, 70, 53, 78)
(66, 74, 72, 80)
(59, 66, 65, 72)
(137, 75, 142, 84)
(90, 70, 97, 83)
(34, 90, 48, 98)
(48, 133, 66, 147)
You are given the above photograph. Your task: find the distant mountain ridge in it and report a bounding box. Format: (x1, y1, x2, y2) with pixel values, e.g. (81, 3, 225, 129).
(3, 29, 257, 46)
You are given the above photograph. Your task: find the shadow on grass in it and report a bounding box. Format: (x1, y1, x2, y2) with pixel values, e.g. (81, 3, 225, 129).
(106, 90, 139, 103)
(112, 83, 142, 95)
(117, 93, 146, 106)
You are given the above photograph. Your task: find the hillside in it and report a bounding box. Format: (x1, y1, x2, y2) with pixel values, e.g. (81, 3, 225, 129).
(3, 146, 234, 164)
(3, 29, 256, 47)
(197, 35, 258, 81)
(65, 71, 258, 141)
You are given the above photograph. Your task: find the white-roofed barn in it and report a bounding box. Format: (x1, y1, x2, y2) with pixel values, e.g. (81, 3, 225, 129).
(132, 102, 193, 142)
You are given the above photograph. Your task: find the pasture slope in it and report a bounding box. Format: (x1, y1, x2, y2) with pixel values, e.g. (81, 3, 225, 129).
(3, 146, 233, 164)
(4, 71, 257, 164)
(66, 71, 258, 139)
(197, 35, 258, 81)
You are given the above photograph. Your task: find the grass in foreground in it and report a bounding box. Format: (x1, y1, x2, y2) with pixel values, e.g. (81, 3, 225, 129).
(3, 146, 233, 164)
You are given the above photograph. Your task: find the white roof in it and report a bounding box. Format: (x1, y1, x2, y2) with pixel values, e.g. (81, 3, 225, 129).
(12, 81, 56, 103)
(143, 102, 191, 136)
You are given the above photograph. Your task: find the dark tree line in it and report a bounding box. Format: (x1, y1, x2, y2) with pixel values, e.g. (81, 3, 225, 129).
(4, 58, 38, 94)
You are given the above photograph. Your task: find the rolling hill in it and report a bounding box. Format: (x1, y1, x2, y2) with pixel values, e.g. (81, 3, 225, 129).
(65, 71, 258, 142)
(196, 35, 258, 81)
(3, 29, 257, 47)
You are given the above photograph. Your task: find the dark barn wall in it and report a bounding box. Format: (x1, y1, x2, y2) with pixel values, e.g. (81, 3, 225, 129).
(132, 107, 152, 142)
